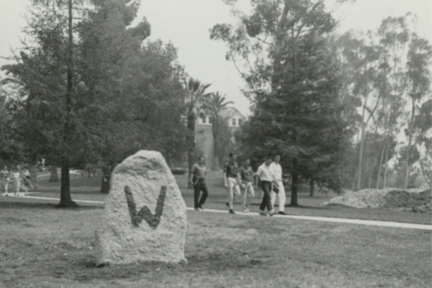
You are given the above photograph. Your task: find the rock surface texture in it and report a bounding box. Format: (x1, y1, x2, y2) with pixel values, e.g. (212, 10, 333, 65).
(95, 150, 187, 266)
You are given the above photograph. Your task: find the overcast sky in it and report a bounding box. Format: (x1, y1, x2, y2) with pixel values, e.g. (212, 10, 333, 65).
(1, 0, 431, 116)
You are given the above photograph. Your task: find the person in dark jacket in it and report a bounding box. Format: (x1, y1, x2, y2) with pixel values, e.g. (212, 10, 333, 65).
(189, 156, 208, 211)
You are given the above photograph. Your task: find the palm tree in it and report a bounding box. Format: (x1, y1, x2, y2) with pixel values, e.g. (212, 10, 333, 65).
(184, 78, 211, 186)
(202, 92, 233, 170)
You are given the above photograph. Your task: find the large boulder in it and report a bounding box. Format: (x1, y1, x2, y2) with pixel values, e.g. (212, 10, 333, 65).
(94, 150, 187, 266)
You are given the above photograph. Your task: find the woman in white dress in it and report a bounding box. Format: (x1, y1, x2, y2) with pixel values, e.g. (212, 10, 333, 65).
(12, 168, 21, 196)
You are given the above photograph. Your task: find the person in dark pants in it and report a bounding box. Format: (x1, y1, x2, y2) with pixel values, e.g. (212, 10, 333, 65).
(189, 156, 208, 211)
(255, 156, 277, 216)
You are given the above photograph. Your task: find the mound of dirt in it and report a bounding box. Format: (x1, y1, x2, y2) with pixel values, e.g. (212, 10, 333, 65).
(323, 188, 432, 213)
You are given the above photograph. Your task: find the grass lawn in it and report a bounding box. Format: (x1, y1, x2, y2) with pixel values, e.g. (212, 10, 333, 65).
(0, 201, 430, 288)
(0, 170, 431, 287)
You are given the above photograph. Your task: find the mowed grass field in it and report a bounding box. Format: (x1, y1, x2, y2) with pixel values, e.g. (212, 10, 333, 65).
(0, 170, 431, 287)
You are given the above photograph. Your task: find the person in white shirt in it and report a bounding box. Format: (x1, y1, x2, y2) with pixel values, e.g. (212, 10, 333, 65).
(12, 168, 21, 196)
(270, 155, 286, 215)
(255, 156, 278, 216)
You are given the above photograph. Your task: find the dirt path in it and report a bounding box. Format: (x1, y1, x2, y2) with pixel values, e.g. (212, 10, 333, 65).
(3, 193, 431, 230)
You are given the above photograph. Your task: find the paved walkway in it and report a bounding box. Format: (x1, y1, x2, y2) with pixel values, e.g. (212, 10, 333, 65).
(2, 193, 432, 230)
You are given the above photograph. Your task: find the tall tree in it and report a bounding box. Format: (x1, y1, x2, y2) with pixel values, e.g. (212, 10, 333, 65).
(29, 0, 79, 207)
(337, 32, 386, 190)
(71, 0, 185, 192)
(374, 16, 410, 189)
(1, 0, 150, 203)
(403, 34, 432, 189)
(184, 78, 210, 186)
(414, 100, 432, 189)
(212, 0, 352, 205)
(202, 92, 233, 170)
(337, 14, 432, 190)
(0, 86, 7, 168)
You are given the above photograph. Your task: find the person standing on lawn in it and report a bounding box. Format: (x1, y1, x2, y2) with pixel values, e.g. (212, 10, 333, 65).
(12, 168, 21, 196)
(1, 166, 11, 196)
(240, 159, 255, 213)
(255, 156, 278, 216)
(270, 155, 287, 215)
(189, 156, 208, 211)
(21, 167, 32, 196)
(224, 153, 241, 214)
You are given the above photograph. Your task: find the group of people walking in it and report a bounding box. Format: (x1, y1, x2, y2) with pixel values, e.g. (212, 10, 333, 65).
(0, 166, 33, 196)
(189, 153, 287, 216)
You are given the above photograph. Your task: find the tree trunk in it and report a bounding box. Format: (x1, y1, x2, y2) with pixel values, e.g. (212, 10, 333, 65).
(309, 179, 315, 197)
(361, 162, 369, 189)
(355, 67, 378, 191)
(212, 117, 220, 170)
(28, 164, 38, 190)
(100, 164, 111, 193)
(352, 167, 358, 191)
(57, 0, 76, 208)
(356, 121, 366, 191)
(404, 98, 416, 189)
(383, 147, 388, 189)
(100, 176, 110, 193)
(419, 158, 432, 190)
(186, 113, 195, 188)
(376, 137, 387, 189)
(290, 158, 299, 206)
(49, 166, 59, 182)
(57, 156, 77, 207)
(368, 168, 373, 188)
(187, 149, 194, 188)
(213, 156, 220, 171)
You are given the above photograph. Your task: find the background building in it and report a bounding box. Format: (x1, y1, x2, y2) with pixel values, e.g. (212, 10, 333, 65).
(194, 107, 246, 169)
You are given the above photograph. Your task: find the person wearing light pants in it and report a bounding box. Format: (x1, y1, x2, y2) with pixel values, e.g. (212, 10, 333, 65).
(224, 153, 241, 214)
(12, 168, 21, 196)
(240, 159, 255, 213)
(270, 155, 286, 215)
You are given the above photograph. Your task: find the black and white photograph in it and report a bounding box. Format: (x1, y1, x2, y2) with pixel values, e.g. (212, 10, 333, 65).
(0, 0, 431, 287)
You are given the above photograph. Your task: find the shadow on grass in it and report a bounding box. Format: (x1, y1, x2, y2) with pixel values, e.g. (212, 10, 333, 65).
(237, 202, 333, 210)
(0, 200, 102, 210)
(284, 204, 332, 210)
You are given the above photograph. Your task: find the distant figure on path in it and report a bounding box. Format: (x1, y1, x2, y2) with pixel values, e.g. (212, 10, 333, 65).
(255, 156, 277, 216)
(12, 168, 21, 196)
(22, 167, 32, 196)
(1, 166, 10, 196)
(270, 155, 286, 215)
(240, 159, 255, 213)
(189, 156, 208, 211)
(224, 153, 241, 214)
